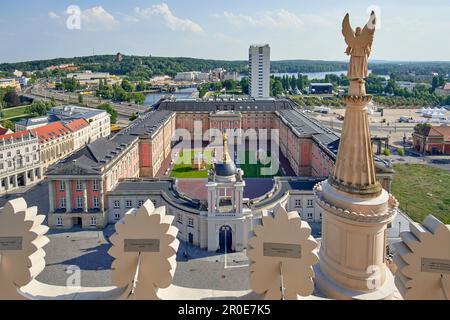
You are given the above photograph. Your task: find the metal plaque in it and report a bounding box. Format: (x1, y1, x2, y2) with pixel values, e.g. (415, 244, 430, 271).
(421, 258, 450, 275)
(0, 237, 23, 251)
(124, 239, 160, 253)
(263, 243, 302, 259)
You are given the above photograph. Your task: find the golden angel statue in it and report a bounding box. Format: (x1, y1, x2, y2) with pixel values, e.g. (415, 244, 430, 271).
(342, 11, 376, 80)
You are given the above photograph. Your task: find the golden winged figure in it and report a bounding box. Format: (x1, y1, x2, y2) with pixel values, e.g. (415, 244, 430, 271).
(342, 11, 376, 80)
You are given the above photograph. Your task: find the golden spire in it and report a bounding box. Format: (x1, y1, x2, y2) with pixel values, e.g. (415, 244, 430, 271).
(222, 132, 231, 163)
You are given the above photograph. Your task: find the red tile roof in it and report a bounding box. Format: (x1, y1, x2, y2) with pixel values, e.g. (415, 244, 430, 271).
(443, 83, 450, 91)
(430, 126, 450, 141)
(0, 127, 11, 135)
(0, 130, 34, 141)
(31, 121, 71, 143)
(64, 118, 89, 132)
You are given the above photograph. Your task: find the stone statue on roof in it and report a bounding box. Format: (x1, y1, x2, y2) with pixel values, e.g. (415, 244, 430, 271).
(342, 11, 376, 80)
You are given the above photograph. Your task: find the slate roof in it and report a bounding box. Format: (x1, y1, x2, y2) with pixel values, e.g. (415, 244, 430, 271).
(120, 110, 174, 138)
(46, 134, 139, 176)
(277, 109, 339, 145)
(157, 98, 295, 112)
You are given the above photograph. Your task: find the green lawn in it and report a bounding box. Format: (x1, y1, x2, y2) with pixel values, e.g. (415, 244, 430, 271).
(1, 106, 30, 120)
(238, 150, 282, 178)
(170, 149, 213, 178)
(169, 149, 283, 178)
(392, 164, 450, 224)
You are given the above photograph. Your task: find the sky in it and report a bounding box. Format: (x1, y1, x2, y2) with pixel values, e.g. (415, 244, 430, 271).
(1, 0, 449, 63)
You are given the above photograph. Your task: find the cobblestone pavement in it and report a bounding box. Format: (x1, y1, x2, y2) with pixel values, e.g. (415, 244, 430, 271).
(37, 227, 251, 290)
(0, 181, 49, 220)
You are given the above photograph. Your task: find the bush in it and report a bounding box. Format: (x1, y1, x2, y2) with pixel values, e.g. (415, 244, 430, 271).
(383, 147, 390, 156)
(397, 148, 405, 156)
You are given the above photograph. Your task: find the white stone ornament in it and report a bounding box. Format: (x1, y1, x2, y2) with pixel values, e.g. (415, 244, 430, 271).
(108, 200, 179, 300)
(394, 215, 450, 300)
(0, 198, 49, 299)
(247, 205, 319, 300)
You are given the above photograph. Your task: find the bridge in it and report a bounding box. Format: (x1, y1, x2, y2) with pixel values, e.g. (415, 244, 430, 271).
(22, 83, 149, 117)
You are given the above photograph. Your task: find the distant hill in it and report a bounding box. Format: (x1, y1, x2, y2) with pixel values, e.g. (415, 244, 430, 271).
(0, 55, 449, 81)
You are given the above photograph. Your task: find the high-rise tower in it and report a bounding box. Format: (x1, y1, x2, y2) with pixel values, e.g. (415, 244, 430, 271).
(249, 44, 270, 98)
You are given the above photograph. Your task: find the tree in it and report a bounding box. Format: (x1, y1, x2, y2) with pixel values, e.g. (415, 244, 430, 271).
(129, 113, 138, 121)
(26, 100, 53, 116)
(4, 89, 20, 107)
(0, 120, 14, 131)
(131, 93, 145, 105)
(239, 78, 249, 94)
(98, 103, 118, 124)
(136, 81, 147, 92)
(50, 96, 56, 107)
(121, 80, 134, 92)
(223, 79, 237, 91)
(112, 84, 128, 102)
(271, 78, 284, 97)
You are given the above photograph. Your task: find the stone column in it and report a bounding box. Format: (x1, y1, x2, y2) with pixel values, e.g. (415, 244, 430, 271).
(48, 180, 55, 213)
(99, 178, 105, 212)
(23, 171, 29, 186)
(12, 175, 17, 188)
(205, 181, 217, 214)
(4, 176, 10, 191)
(65, 180, 72, 212)
(83, 181, 88, 213)
(30, 168, 35, 183)
(234, 181, 245, 215)
(216, 189, 220, 212)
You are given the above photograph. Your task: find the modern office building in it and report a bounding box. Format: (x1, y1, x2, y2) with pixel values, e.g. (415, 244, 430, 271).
(249, 44, 271, 98)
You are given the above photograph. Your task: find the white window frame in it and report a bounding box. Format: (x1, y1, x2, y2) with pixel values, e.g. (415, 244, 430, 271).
(188, 217, 194, 228)
(59, 181, 65, 191)
(76, 196, 83, 209)
(138, 200, 144, 207)
(90, 217, 97, 226)
(57, 217, 63, 226)
(93, 196, 99, 208)
(114, 200, 120, 209)
(295, 199, 302, 207)
(126, 200, 133, 208)
(92, 180, 99, 191)
(307, 199, 314, 208)
(76, 180, 82, 191)
(114, 213, 121, 221)
(60, 196, 66, 209)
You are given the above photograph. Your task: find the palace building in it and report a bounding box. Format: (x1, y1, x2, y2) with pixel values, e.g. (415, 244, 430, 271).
(45, 97, 395, 254)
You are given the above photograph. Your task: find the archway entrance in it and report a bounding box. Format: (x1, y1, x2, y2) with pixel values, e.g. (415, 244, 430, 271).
(219, 225, 232, 252)
(188, 233, 194, 244)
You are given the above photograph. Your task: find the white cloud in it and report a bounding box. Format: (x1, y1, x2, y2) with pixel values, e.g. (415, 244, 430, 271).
(81, 6, 119, 31)
(48, 11, 61, 20)
(135, 3, 203, 33)
(215, 9, 303, 31)
(48, 6, 119, 31)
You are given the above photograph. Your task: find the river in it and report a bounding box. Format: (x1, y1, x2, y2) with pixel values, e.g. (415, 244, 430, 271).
(144, 87, 198, 105)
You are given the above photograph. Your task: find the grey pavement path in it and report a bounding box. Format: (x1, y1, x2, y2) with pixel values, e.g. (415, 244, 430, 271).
(0, 181, 49, 219)
(37, 227, 252, 290)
